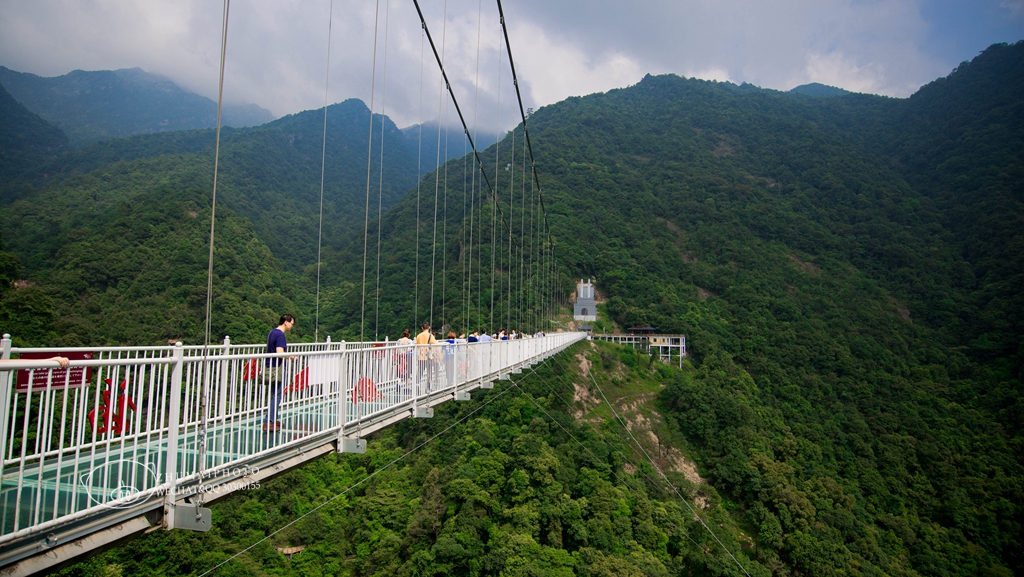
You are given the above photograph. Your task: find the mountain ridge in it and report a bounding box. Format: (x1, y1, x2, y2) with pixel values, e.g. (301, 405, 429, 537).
(0, 65, 275, 147)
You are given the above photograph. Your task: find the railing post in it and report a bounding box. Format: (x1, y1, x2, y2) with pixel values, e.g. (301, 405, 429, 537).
(164, 342, 184, 529)
(0, 334, 12, 465)
(218, 335, 230, 421)
(337, 342, 364, 453)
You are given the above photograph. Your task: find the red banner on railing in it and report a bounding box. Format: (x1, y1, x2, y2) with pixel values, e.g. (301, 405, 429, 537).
(15, 351, 94, 392)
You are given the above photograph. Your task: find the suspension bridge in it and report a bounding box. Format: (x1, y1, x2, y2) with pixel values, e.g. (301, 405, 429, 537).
(0, 332, 584, 573)
(0, 0, 677, 573)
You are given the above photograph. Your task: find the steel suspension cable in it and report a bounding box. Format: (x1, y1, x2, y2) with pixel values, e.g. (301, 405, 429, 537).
(360, 0, 384, 342)
(471, 0, 482, 332)
(414, 25, 426, 328)
(374, 0, 393, 340)
(490, 29, 501, 332)
(463, 142, 471, 333)
(196, 0, 231, 506)
(410, 0, 521, 254)
(441, 98, 450, 329)
(374, 0, 392, 339)
(429, 1, 448, 329)
(315, 0, 335, 343)
(427, 0, 450, 331)
(507, 126, 515, 333)
(518, 128, 526, 332)
(495, 0, 565, 328)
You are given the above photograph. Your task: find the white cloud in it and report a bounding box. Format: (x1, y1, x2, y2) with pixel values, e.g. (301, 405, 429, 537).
(799, 51, 888, 93)
(506, 20, 645, 107)
(1000, 0, 1024, 17)
(684, 67, 734, 84)
(0, 0, 1002, 124)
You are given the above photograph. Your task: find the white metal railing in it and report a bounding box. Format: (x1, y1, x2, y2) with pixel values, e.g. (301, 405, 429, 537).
(0, 332, 583, 545)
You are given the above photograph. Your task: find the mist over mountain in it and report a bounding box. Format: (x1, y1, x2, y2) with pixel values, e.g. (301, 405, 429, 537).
(0, 41, 1022, 577)
(0, 97, 418, 344)
(0, 66, 275, 147)
(401, 119, 502, 175)
(0, 83, 67, 186)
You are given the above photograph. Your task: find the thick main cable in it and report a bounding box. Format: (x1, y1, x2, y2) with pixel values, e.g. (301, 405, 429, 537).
(410, 0, 520, 253)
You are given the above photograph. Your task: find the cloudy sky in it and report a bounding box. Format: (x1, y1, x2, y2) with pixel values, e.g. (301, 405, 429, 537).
(1, 0, 1021, 130)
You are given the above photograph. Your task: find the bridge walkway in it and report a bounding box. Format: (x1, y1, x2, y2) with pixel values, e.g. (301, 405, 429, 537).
(0, 332, 585, 575)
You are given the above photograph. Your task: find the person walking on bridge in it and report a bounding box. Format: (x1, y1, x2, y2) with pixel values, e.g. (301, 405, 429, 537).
(264, 314, 295, 431)
(415, 322, 437, 393)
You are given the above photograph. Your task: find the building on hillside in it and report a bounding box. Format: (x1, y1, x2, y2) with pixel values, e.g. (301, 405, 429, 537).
(574, 279, 597, 322)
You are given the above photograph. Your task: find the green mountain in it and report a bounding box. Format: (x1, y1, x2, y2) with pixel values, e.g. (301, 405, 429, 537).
(0, 83, 68, 186)
(0, 98, 420, 345)
(402, 120, 502, 174)
(0, 66, 275, 147)
(299, 41, 1023, 575)
(5, 41, 1023, 577)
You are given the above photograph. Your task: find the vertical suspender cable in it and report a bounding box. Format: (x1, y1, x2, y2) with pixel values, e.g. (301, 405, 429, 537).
(374, 0, 392, 339)
(314, 0, 335, 343)
(471, 0, 483, 331)
(496, 0, 563, 329)
(463, 141, 470, 332)
(507, 128, 513, 332)
(441, 95, 450, 329)
(491, 26, 501, 332)
(410, 0, 522, 334)
(360, 0, 383, 342)
(414, 24, 426, 328)
(199, 0, 231, 506)
(519, 128, 526, 332)
(429, 0, 448, 329)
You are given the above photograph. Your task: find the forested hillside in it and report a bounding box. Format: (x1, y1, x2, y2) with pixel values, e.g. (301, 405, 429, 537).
(0, 83, 67, 187)
(304, 41, 1024, 575)
(62, 342, 767, 577)
(2, 39, 1022, 577)
(0, 66, 274, 147)
(0, 99, 420, 345)
(402, 120, 502, 174)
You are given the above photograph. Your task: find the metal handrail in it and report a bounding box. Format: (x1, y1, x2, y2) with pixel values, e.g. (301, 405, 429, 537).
(0, 332, 585, 548)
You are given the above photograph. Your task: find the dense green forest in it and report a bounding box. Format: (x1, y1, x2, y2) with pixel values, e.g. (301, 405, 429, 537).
(0, 83, 67, 186)
(0, 98, 421, 345)
(2, 39, 1023, 576)
(310, 41, 1024, 575)
(62, 343, 767, 577)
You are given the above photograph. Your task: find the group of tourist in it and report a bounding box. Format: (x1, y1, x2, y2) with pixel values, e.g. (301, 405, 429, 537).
(260, 314, 550, 432)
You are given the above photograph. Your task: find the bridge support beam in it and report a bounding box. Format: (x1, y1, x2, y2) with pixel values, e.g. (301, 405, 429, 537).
(413, 407, 434, 418)
(171, 503, 212, 532)
(453, 390, 471, 401)
(338, 437, 366, 454)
